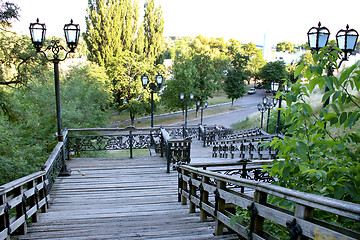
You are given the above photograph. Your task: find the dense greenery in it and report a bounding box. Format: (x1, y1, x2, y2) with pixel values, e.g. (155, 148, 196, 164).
(85, 0, 164, 124)
(259, 60, 288, 89)
(265, 48, 360, 232)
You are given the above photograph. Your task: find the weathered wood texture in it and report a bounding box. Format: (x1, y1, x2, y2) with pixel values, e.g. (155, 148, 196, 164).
(18, 156, 238, 240)
(178, 165, 360, 240)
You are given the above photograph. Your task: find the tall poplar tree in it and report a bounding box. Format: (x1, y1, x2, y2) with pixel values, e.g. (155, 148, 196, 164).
(85, 0, 165, 124)
(84, 0, 139, 67)
(143, 0, 164, 64)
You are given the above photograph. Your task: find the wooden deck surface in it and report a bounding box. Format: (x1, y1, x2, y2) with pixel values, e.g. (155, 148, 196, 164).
(19, 152, 238, 239)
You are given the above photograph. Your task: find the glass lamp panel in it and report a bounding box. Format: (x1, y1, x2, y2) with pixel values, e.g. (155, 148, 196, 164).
(64, 25, 76, 42)
(263, 96, 268, 105)
(308, 31, 318, 49)
(141, 75, 148, 86)
(190, 92, 194, 100)
(180, 92, 184, 100)
(156, 75, 163, 85)
(273, 98, 278, 106)
(197, 100, 200, 106)
(337, 35, 346, 50)
(318, 32, 329, 48)
(346, 31, 358, 50)
(204, 101, 208, 108)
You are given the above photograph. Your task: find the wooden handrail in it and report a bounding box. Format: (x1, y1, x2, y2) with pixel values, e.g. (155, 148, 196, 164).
(178, 164, 360, 239)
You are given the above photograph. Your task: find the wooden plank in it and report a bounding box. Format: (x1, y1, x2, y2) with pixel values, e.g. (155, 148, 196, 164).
(17, 155, 233, 240)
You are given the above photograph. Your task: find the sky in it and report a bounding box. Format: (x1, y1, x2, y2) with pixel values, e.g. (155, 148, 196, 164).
(10, 0, 360, 46)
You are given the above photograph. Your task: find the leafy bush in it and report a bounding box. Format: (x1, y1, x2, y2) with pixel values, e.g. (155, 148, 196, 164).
(266, 48, 360, 231)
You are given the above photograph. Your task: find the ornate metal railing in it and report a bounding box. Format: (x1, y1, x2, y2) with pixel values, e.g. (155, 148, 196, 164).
(178, 164, 360, 239)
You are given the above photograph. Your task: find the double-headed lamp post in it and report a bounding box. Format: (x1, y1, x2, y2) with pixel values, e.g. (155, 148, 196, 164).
(180, 92, 194, 138)
(307, 22, 358, 129)
(196, 100, 208, 125)
(29, 18, 80, 142)
(257, 103, 266, 129)
(263, 96, 278, 133)
(141, 74, 163, 128)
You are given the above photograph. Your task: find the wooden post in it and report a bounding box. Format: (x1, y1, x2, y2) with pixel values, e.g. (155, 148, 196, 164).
(214, 180, 226, 236)
(39, 176, 48, 213)
(181, 169, 188, 205)
(29, 180, 39, 223)
(200, 176, 209, 222)
(294, 204, 314, 240)
(15, 186, 27, 235)
(253, 190, 267, 235)
(189, 173, 196, 213)
(0, 193, 7, 239)
(129, 131, 133, 159)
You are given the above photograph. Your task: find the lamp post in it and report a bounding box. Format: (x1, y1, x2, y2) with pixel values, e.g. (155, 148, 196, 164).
(142, 74, 163, 128)
(257, 103, 266, 129)
(180, 92, 194, 138)
(197, 100, 208, 125)
(307, 22, 358, 128)
(29, 18, 80, 142)
(263, 96, 278, 133)
(271, 82, 284, 134)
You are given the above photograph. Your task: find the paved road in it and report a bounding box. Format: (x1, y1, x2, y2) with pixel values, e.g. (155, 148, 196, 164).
(181, 89, 268, 128)
(112, 88, 268, 129)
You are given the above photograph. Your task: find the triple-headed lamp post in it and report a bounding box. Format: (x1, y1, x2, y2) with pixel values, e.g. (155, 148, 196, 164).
(29, 18, 80, 142)
(141, 74, 163, 128)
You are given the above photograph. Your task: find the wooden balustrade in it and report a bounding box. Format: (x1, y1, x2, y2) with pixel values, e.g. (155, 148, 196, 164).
(178, 165, 360, 239)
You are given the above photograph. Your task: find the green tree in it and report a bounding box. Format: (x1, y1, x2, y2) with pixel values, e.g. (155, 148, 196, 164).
(143, 0, 164, 64)
(276, 41, 295, 53)
(224, 53, 248, 105)
(259, 60, 287, 89)
(84, 0, 140, 67)
(0, 0, 19, 28)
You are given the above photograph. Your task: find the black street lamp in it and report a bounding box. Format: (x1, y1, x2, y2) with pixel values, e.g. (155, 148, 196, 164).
(142, 74, 163, 128)
(307, 22, 358, 129)
(29, 18, 80, 142)
(180, 92, 194, 138)
(257, 103, 266, 129)
(197, 100, 208, 125)
(263, 96, 278, 133)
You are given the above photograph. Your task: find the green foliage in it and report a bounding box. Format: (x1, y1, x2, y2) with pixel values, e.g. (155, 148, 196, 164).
(268, 47, 360, 208)
(259, 60, 287, 89)
(223, 53, 248, 105)
(0, 0, 19, 28)
(0, 62, 113, 185)
(276, 41, 295, 53)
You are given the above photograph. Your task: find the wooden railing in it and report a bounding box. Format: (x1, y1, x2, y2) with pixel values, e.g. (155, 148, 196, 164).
(178, 164, 360, 239)
(0, 131, 68, 240)
(160, 127, 192, 173)
(0, 125, 223, 239)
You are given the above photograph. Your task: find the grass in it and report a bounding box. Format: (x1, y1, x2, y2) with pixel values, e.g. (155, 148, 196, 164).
(110, 90, 236, 127)
(117, 105, 241, 128)
(73, 149, 150, 158)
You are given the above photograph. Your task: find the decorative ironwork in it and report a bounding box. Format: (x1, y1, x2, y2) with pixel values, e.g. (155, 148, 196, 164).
(287, 218, 302, 240)
(216, 167, 274, 183)
(67, 134, 152, 152)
